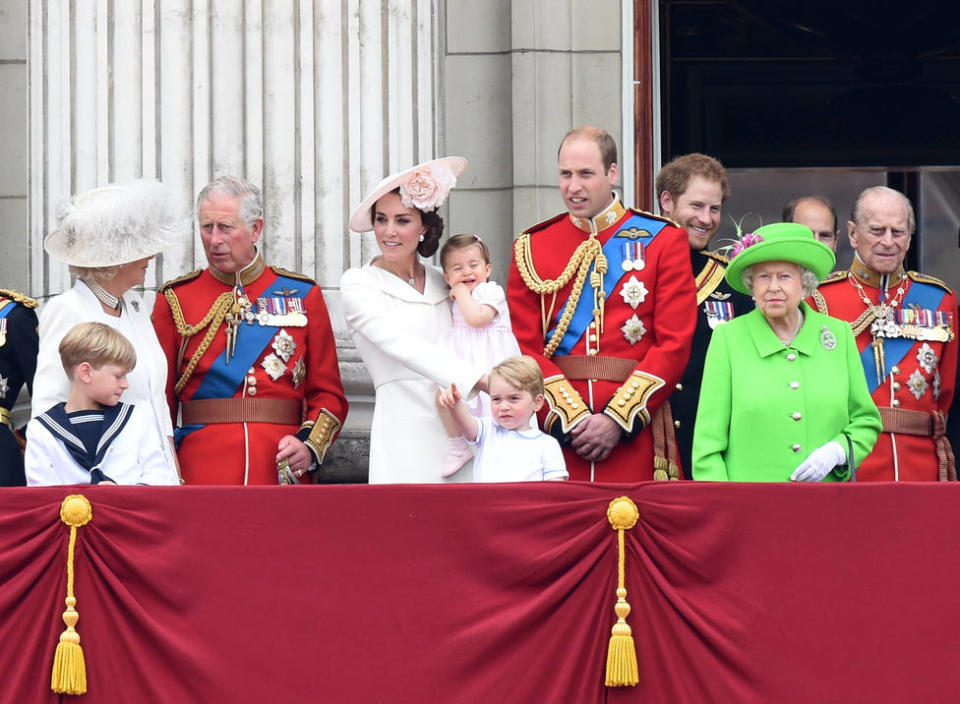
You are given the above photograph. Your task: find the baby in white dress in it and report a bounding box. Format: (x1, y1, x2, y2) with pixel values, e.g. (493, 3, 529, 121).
(437, 234, 521, 476)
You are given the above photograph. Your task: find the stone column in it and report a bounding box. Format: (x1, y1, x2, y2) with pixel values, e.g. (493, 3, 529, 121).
(442, 0, 627, 282)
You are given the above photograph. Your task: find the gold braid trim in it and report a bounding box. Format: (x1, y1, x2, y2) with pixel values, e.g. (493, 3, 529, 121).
(302, 409, 342, 464)
(164, 288, 235, 394)
(514, 234, 604, 358)
(542, 374, 590, 434)
(603, 370, 665, 433)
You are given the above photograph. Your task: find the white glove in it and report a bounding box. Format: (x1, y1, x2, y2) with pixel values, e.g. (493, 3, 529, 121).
(791, 441, 846, 482)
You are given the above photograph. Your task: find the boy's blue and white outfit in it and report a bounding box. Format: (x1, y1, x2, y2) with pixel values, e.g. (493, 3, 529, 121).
(469, 417, 567, 482)
(25, 402, 178, 486)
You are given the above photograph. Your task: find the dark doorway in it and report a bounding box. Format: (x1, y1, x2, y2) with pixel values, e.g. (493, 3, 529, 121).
(660, 0, 960, 168)
(658, 0, 960, 282)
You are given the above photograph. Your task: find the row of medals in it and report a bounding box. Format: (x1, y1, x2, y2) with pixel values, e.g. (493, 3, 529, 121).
(621, 242, 645, 272)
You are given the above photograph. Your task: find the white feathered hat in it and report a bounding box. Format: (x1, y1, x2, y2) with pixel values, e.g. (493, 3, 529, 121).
(44, 178, 190, 267)
(348, 156, 467, 233)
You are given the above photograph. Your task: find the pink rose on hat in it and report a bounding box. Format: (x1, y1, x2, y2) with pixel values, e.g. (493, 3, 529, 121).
(399, 162, 458, 212)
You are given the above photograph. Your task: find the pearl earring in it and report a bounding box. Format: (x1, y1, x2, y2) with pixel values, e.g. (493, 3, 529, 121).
(418, 234, 425, 243)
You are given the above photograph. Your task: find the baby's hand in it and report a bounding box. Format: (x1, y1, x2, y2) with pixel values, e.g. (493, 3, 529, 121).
(449, 282, 470, 301)
(437, 383, 462, 408)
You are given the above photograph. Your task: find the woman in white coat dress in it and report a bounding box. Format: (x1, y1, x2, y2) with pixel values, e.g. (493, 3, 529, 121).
(341, 157, 485, 483)
(31, 179, 188, 475)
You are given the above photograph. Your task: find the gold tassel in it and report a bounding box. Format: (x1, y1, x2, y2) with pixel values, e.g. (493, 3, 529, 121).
(652, 456, 669, 482)
(51, 495, 93, 696)
(605, 497, 640, 687)
(668, 463, 680, 481)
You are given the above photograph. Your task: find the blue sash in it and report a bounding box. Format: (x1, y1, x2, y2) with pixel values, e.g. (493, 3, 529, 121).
(176, 273, 312, 444)
(860, 280, 946, 392)
(550, 215, 666, 356)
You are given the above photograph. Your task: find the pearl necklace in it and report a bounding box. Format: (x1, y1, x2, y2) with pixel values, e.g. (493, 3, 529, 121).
(776, 310, 803, 346)
(84, 280, 122, 312)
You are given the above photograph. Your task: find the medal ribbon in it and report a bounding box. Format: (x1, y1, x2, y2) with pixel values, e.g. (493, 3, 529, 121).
(175, 273, 313, 444)
(860, 280, 946, 392)
(549, 215, 666, 356)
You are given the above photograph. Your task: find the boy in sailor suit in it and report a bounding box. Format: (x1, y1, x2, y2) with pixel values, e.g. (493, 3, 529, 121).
(25, 323, 179, 486)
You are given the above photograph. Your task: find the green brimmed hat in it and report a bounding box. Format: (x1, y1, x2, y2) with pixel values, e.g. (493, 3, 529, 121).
(724, 222, 836, 295)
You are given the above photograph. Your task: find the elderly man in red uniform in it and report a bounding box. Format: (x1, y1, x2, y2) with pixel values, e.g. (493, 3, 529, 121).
(812, 186, 957, 481)
(152, 176, 348, 484)
(508, 126, 696, 482)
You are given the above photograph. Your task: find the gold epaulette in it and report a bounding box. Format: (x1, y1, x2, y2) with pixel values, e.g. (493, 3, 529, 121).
(302, 409, 342, 464)
(271, 266, 317, 285)
(542, 375, 590, 434)
(0, 288, 38, 308)
(520, 212, 569, 236)
(819, 270, 848, 285)
(602, 371, 665, 433)
(159, 269, 202, 293)
(908, 270, 953, 293)
(702, 249, 730, 265)
(628, 208, 680, 229)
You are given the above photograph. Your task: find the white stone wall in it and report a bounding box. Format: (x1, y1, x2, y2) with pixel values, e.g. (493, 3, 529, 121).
(442, 0, 626, 283)
(26, 0, 439, 307)
(0, 0, 28, 293)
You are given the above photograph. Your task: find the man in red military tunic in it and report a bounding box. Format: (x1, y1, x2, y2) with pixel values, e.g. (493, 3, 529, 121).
(508, 127, 696, 482)
(152, 176, 348, 485)
(812, 186, 957, 481)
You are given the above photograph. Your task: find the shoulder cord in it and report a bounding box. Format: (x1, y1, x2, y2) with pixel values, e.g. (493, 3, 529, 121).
(163, 289, 235, 394)
(514, 234, 605, 358)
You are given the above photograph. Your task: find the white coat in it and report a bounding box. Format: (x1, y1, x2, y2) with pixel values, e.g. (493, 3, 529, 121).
(340, 263, 483, 483)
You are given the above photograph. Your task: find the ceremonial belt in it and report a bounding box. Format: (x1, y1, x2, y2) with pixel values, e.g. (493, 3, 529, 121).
(180, 398, 302, 426)
(0, 408, 11, 429)
(554, 355, 635, 382)
(878, 407, 956, 482)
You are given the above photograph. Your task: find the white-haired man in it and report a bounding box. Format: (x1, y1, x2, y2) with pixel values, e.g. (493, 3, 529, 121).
(152, 176, 348, 485)
(812, 186, 957, 481)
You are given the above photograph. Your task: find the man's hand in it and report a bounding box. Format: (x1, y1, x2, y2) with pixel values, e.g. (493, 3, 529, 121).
(570, 413, 621, 462)
(276, 436, 314, 478)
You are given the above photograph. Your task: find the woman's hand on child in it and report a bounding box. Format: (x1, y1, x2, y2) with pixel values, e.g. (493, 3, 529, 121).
(437, 384, 462, 408)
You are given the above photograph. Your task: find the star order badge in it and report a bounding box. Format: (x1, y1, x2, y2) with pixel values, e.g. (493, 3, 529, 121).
(621, 314, 646, 345)
(933, 370, 942, 400)
(261, 353, 287, 381)
(916, 342, 938, 374)
(292, 357, 306, 389)
(907, 369, 929, 400)
(272, 329, 296, 362)
(0, 374, 7, 399)
(619, 275, 648, 309)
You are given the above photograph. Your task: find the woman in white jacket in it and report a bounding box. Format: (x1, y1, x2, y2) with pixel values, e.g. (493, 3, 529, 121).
(341, 157, 485, 483)
(31, 179, 188, 476)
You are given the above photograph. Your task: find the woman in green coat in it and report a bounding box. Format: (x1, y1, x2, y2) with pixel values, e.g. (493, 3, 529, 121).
(692, 223, 881, 482)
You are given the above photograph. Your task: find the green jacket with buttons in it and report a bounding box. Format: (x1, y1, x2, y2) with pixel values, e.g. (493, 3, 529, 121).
(693, 302, 881, 481)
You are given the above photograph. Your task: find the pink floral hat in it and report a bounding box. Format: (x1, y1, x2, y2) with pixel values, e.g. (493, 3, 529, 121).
(348, 156, 468, 233)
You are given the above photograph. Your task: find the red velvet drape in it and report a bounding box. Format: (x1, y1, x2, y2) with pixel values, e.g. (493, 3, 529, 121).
(0, 483, 957, 704)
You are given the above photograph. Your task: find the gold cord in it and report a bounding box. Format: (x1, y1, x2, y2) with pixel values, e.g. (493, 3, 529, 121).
(164, 289, 235, 393)
(514, 234, 604, 358)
